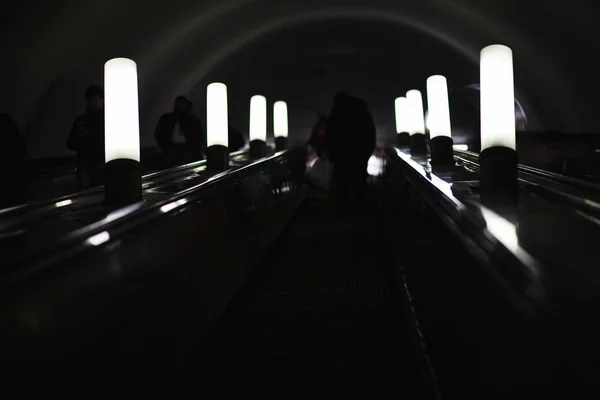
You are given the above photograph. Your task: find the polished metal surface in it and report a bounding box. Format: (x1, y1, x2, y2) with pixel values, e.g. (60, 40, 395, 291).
(0, 147, 306, 380)
(385, 148, 600, 363)
(0, 150, 248, 268)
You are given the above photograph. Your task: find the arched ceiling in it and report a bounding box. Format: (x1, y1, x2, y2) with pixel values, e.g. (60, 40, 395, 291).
(2, 0, 598, 157)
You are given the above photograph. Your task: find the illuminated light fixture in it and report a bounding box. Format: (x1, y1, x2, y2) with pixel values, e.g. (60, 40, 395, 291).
(86, 231, 110, 247)
(479, 44, 518, 200)
(453, 144, 469, 151)
(249, 95, 267, 158)
(394, 97, 410, 147)
(104, 58, 142, 207)
(426, 75, 452, 139)
(274, 101, 288, 151)
(427, 75, 454, 165)
(406, 90, 426, 155)
(206, 82, 230, 170)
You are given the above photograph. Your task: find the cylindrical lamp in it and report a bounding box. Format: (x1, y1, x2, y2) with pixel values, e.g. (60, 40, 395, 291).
(394, 97, 410, 147)
(479, 44, 518, 197)
(427, 75, 454, 165)
(274, 101, 288, 151)
(206, 82, 230, 171)
(249, 95, 267, 158)
(407, 89, 426, 155)
(104, 58, 142, 207)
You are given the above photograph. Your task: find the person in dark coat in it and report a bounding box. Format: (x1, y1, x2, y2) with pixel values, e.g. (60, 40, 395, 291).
(0, 113, 26, 207)
(228, 126, 246, 152)
(154, 96, 204, 167)
(308, 113, 328, 159)
(325, 93, 376, 211)
(67, 85, 105, 188)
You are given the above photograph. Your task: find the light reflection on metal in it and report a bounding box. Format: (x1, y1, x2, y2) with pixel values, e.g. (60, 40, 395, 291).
(86, 231, 110, 246)
(453, 144, 469, 151)
(395, 149, 466, 211)
(160, 198, 189, 213)
(55, 199, 73, 208)
(395, 148, 541, 279)
(479, 207, 540, 277)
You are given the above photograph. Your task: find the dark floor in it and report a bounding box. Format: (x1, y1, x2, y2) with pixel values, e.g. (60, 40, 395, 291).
(184, 196, 422, 396)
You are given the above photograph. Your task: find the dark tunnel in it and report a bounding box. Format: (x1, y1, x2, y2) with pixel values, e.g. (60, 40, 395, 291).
(2, 0, 598, 159)
(4, 0, 600, 394)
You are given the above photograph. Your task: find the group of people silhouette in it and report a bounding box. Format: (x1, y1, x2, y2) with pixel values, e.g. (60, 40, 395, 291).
(307, 92, 377, 211)
(1, 88, 376, 212)
(66, 86, 245, 188)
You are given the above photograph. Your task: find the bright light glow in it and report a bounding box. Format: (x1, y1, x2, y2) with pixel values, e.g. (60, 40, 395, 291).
(453, 144, 469, 151)
(367, 155, 385, 176)
(207, 83, 229, 147)
(55, 199, 73, 208)
(406, 90, 426, 135)
(249, 95, 267, 142)
(480, 45, 516, 150)
(394, 97, 410, 133)
(160, 198, 188, 213)
(86, 231, 110, 246)
(274, 101, 288, 138)
(104, 58, 140, 162)
(426, 75, 452, 139)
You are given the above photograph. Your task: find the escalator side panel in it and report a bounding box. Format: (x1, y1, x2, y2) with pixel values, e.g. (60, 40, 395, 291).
(378, 160, 577, 398)
(0, 157, 305, 381)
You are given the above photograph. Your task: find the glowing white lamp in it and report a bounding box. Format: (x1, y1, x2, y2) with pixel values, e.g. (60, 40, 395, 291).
(480, 45, 516, 150)
(394, 97, 409, 134)
(274, 101, 288, 138)
(207, 83, 229, 148)
(104, 58, 140, 163)
(406, 90, 425, 136)
(250, 95, 267, 142)
(426, 75, 452, 139)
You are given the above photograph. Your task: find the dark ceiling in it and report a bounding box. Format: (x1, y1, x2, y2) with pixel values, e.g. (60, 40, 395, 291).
(2, 0, 599, 158)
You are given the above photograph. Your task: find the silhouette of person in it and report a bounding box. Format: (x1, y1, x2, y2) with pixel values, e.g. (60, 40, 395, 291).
(325, 93, 376, 211)
(154, 96, 204, 167)
(0, 113, 26, 208)
(308, 113, 328, 159)
(67, 85, 105, 188)
(228, 126, 246, 152)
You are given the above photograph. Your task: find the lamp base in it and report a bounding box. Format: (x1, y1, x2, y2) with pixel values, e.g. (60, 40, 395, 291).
(105, 158, 142, 207)
(479, 146, 518, 203)
(275, 137, 288, 152)
(397, 132, 410, 148)
(430, 136, 454, 165)
(206, 145, 230, 171)
(410, 133, 427, 155)
(250, 139, 267, 159)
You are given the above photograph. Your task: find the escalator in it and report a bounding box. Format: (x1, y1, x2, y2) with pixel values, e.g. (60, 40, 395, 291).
(0, 150, 250, 267)
(2, 144, 600, 396)
(183, 197, 428, 396)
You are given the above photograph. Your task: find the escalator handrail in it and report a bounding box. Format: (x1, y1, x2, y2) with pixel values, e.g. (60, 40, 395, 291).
(385, 148, 541, 293)
(453, 149, 600, 217)
(0, 147, 302, 290)
(454, 149, 600, 192)
(0, 150, 247, 220)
